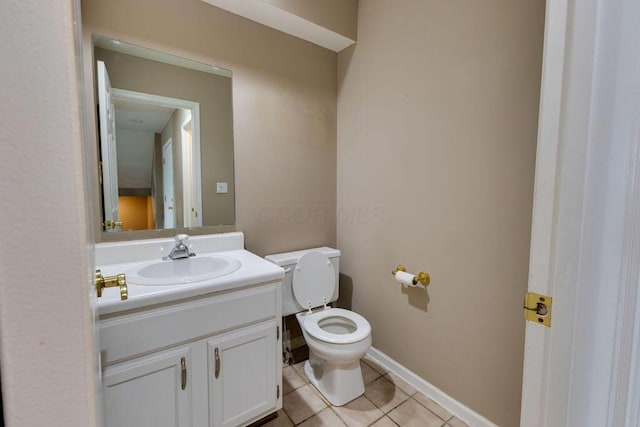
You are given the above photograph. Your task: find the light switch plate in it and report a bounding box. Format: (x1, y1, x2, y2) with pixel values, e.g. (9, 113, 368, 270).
(216, 182, 228, 194)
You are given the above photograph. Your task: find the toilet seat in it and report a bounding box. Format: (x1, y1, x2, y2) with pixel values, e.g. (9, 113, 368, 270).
(302, 308, 371, 344)
(292, 251, 371, 345)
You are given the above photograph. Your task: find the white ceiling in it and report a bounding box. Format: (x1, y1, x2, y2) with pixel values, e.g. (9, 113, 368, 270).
(116, 129, 155, 189)
(114, 99, 175, 132)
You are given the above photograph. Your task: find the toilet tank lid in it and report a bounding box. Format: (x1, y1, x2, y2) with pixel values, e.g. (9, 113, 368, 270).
(264, 247, 341, 267)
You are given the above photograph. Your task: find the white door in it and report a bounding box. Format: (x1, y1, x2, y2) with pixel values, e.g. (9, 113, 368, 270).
(208, 322, 278, 427)
(163, 139, 175, 228)
(520, 0, 640, 426)
(97, 60, 119, 226)
(180, 110, 202, 227)
(181, 119, 192, 227)
(103, 347, 192, 427)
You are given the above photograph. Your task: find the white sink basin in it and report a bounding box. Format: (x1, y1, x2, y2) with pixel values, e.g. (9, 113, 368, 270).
(126, 255, 241, 286)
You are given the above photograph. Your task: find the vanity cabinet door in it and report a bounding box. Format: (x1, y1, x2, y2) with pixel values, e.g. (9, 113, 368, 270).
(208, 321, 278, 427)
(103, 346, 192, 427)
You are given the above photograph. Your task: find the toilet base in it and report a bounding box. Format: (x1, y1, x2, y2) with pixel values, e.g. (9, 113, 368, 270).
(304, 352, 365, 406)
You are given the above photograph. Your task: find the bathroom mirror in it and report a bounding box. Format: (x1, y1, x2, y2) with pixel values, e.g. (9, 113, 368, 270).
(92, 35, 235, 234)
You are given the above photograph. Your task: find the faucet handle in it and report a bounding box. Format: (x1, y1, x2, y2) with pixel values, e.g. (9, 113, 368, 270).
(175, 234, 189, 245)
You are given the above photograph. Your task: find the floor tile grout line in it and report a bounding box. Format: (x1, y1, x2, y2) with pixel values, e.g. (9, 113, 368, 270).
(364, 371, 383, 384)
(287, 363, 308, 381)
(388, 415, 401, 426)
(361, 392, 382, 414)
(327, 396, 350, 426)
(362, 358, 388, 376)
(283, 403, 306, 426)
(357, 393, 387, 424)
(368, 413, 398, 426)
(288, 400, 332, 426)
(283, 380, 306, 395)
(293, 408, 323, 426)
(282, 377, 306, 396)
(367, 387, 454, 425)
(368, 413, 385, 426)
(325, 405, 348, 427)
(408, 393, 453, 422)
(369, 386, 412, 417)
(306, 380, 332, 407)
(322, 392, 384, 427)
(379, 399, 409, 417)
(290, 402, 347, 427)
(279, 408, 295, 426)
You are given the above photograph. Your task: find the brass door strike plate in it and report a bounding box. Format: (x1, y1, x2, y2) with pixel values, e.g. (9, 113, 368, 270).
(524, 292, 552, 327)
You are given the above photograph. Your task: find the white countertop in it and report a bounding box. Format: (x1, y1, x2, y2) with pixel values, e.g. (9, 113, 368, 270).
(95, 233, 284, 315)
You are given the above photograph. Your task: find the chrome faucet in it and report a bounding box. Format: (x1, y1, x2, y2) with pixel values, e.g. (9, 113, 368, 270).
(163, 234, 196, 260)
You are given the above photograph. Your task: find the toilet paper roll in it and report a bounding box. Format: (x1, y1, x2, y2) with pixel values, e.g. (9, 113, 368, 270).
(394, 270, 416, 287)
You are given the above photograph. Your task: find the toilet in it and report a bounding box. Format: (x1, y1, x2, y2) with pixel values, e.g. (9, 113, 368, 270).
(265, 248, 372, 406)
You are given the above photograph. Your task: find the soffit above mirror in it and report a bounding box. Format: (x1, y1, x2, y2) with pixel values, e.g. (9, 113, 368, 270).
(200, 0, 357, 52)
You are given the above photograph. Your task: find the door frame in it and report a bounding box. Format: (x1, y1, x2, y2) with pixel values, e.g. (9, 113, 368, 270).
(520, 0, 640, 425)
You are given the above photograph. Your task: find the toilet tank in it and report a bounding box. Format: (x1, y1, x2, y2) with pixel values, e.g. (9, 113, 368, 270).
(265, 247, 341, 317)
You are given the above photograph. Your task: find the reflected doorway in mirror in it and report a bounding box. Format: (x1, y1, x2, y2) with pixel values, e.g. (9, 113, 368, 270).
(106, 87, 202, 231)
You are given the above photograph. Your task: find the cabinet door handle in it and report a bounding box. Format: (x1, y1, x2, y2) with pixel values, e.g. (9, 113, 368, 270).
(181, 357, 187, 390)
(214, 347, 220, 379)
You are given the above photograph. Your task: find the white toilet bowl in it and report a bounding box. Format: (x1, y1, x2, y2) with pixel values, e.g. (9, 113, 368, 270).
(297, 307, 372, 406)
(265, 248, 372, 406)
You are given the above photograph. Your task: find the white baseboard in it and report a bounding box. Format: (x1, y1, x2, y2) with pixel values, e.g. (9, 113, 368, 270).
(366, 347, 497, 427)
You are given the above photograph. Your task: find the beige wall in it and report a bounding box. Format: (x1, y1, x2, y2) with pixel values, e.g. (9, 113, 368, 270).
(94, 47, 235, 227)
(83, 0, 337, 254)
(0, 0, 97, 426)
(262, 0, 358, 40)
(147, 196, 156, 229)
(337, 1, 544, 425)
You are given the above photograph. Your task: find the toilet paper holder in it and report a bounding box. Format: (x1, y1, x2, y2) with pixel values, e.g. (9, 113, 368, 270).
(392, 265, 430, 286)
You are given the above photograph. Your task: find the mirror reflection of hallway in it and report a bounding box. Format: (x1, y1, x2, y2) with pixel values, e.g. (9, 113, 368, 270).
(105, 85, 200, 231)
(117, 196, 154, 230)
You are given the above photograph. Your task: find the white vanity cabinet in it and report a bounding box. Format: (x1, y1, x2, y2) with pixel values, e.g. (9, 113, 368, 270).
(99, 280, 282, 427)
(208, 323, 278, 427)
(103, 346, 194, 427)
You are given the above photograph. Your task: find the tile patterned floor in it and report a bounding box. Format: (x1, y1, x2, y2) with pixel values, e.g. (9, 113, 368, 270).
(259, 356, 469, 427)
